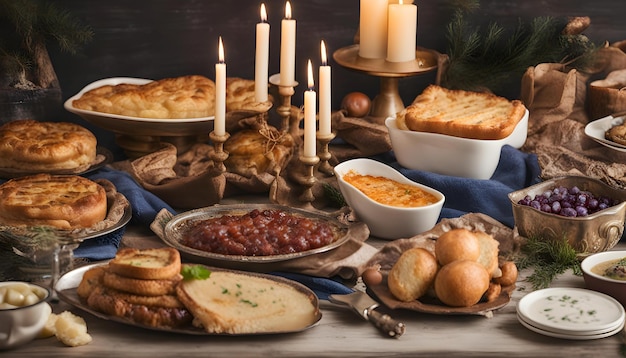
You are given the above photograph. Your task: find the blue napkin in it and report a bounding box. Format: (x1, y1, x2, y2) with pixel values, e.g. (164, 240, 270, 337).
(373, 145, 542, 228)
(271, 272, 354, 300)
(69, 167, 177, 260)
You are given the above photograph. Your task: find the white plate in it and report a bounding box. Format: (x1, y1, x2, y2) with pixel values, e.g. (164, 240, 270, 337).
(517, 287, 625, 335)
(584, 115, 626, 152)
(517, 312, 624, 340)
(64, 77, 215, 137)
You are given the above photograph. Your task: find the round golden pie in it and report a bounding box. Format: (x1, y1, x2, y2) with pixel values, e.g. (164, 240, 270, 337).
(0, 173, 108, 229)
(0, 120, 97, 171)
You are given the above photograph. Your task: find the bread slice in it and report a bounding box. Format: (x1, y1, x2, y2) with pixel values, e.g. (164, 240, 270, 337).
(176, 269, 319, 334)
(108, 247, 181, 280)
(102, 270, 182, 296)
(398, 85, 526, 140)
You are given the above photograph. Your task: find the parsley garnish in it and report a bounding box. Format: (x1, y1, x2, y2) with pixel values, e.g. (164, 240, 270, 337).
(180, 265, 211, 280)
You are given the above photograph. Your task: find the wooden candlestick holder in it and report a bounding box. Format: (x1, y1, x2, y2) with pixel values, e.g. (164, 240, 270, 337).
(316, 132, 335, 176)
(297, 154, 320, 207)
(270, 74, 299, 136)
(209, 131, 230, 172)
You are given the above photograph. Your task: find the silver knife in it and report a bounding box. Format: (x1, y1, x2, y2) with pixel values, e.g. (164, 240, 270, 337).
(329, 291, 405, 338)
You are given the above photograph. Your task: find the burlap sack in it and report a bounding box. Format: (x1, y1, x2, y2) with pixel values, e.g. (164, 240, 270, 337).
(520, 41, 626, 189)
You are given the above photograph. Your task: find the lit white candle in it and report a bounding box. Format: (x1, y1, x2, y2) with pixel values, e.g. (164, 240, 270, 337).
(359, 0, 388, 59)
(255, 3, 270, 102)
(386, 0, 417, 62)
(303, 60, 316, 158)
(318, 40, 331, 136)
(215, 36, 226, 136)
(279, 1, 296, 86)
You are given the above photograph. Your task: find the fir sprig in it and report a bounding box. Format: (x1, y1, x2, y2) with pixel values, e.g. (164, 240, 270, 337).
(323, 183, 347, 208)
(442, 1, 597, 94)
(515, 235, 582, 290)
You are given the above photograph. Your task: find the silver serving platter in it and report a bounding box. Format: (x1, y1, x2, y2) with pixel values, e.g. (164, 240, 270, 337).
(55, 262, 322, 335)
(162, 204, 354, 271)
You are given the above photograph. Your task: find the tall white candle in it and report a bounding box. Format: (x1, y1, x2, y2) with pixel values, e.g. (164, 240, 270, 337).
(303, 60, 316, 158)
(359, 0, 388, 59)
(386, 0, 417, 62)
(255, 3, 270, 102)
(215, 36, 226, 136)
(279, 1, 296, 86)
(318, 40, 331, 136)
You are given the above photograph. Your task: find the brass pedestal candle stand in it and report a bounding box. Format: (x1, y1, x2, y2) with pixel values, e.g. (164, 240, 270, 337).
(269, 74, 299, 136)
(316, 132, 335, 176)
(333, 44, 440, 118)
(209, 131, 230, 172)
(297, 154, 320, 207)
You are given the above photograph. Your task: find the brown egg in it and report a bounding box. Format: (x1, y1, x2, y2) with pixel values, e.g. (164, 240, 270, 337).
(341, 92, 371, 117)
(362, 266, 383, 286)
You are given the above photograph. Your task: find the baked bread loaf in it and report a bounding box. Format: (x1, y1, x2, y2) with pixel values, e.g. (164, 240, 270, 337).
(108, 247, 182, 280)
(434, 260, 490, 307)
(176, 270, 319, 334)
(224, 128, 295, 177)
(0, 120, 97, 171)
(226, 77, 257, 111)
(72, 75, 216, 119)
(0, 174, 107, 229)
(387, 248, 438, 302)
(397, 85, 526, 140)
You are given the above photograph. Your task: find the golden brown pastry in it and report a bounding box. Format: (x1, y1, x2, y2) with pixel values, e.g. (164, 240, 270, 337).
(397, 85, 526, 140)
(0, 174, 107, 229)
(224, 128, 295, 177)
(0, 120, 97, 171)
(387, 248, 438, 302)
(72, 75, 216, 119)
(226, 77, 258, 111)
(434, 260, 490, 307)
(434, 228, 481, 266)
(108, 247, 182, 280)
(605, 124, 626, 146)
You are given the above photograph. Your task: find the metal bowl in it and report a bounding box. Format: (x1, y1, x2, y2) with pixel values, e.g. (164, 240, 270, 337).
(508, 176, 626, 255)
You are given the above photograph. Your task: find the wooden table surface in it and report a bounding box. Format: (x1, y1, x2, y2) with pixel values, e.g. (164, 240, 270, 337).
(7, 225, 626, 358)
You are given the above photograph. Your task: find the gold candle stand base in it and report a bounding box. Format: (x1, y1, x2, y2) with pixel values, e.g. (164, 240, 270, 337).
(316, 132, 335, 176)
(209, 131, 230, 173)
(297, 155, 320, 207)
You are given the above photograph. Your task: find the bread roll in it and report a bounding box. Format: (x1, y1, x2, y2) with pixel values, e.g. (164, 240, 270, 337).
(387, 248, 438, 302)
(397, 85, 526, 140)
(0, 174, 107, 229)
(434, 260, 490, 307)
(434, 229, 481, 266)
(472, 230, 500, 278)
(0, 120, 97, 172)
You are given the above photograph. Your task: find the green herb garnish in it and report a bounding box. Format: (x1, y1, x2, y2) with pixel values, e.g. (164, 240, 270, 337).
(323, 183, 346, 208)
(515, 235, 581, 290)
(181, 265, 211, 280)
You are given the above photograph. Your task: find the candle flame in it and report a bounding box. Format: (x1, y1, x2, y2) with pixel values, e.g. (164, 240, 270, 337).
(218, 36, 224, 63)
(285, 1, 292, 19)
(320, 40, 327, 66)
(307, 59, 314, 89)
(399, 0, 403, 4)
(260, 3, 267, 22)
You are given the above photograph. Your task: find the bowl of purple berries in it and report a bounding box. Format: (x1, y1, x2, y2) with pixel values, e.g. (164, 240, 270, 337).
(508, 175, 626, 255)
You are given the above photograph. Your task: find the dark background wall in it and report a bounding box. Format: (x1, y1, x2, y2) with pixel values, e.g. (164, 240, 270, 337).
(46, 0, 626, 155)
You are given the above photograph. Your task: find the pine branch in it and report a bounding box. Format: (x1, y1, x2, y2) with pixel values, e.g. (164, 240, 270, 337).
(441, 3, 597, 94)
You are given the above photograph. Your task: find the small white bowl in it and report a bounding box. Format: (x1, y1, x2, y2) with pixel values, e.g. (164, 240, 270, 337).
(0, 281, 51, 350)
(581, 250, 626, 307)
(334, 158, 445, 240)
(385, 109, 528, 179)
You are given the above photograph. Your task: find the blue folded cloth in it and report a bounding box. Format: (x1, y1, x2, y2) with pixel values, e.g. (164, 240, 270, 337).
(374, 145, 542, 228)
(74, 167, 176, 260)
(271, 272, 354, 300)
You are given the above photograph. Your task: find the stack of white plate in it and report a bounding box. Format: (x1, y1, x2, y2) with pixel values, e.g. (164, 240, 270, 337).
(517, 287, 625, 340)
